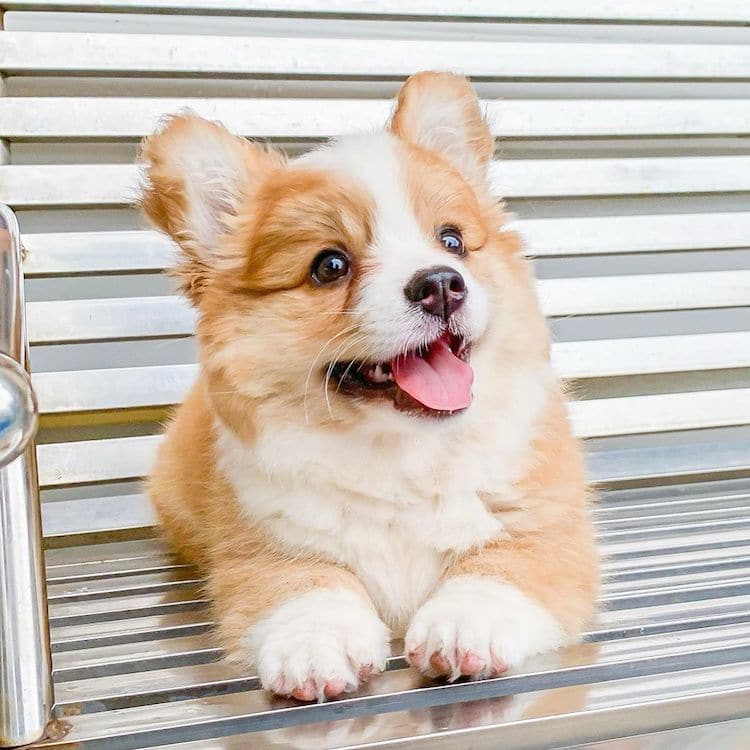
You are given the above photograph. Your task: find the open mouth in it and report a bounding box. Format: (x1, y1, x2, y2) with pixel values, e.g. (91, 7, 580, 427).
(327, 332, 473, 418)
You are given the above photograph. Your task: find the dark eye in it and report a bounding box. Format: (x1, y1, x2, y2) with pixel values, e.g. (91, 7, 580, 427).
(438, 226, 465, 256)
(311, 249, 351, 285)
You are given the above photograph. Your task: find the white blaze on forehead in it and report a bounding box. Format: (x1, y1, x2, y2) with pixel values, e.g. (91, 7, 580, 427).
(298, 133, 489, 359)
(300, 132, 426, 251)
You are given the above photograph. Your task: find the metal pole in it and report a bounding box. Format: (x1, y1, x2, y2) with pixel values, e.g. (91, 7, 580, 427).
(0, 205, 53, 747)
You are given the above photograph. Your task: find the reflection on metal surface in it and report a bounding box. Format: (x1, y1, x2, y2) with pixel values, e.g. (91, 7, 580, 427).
(0, 352, 38, 467)
(0, 204, 53, 747)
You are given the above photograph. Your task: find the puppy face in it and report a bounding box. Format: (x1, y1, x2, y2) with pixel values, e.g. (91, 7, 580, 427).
(141, 72, 549, 429)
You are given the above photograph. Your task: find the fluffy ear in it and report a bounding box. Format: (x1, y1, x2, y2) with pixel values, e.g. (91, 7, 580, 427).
(140, 113, 283, 301)
(390, 71, 494, 186)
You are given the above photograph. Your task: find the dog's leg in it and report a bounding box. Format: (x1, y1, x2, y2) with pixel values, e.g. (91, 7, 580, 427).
(404, 515, 598, 680)
(405, 399, 599, 681)
(207, 548, 391, 701)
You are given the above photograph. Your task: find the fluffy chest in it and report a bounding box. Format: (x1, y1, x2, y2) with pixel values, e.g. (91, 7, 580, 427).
(215, 425, 528, 632)
(214, 365, 552, 630)
(218, 447, 503, 632)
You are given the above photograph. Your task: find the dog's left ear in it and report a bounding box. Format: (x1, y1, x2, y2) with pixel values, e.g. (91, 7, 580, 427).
(390, 71, 494, 186)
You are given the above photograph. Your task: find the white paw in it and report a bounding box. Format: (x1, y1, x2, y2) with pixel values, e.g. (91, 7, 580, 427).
(245, 588, 391, 702)
(405, 575, 566, 680)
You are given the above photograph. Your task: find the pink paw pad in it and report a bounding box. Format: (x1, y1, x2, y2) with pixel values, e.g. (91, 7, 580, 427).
(290, 678, 317, 701)
(323, 678, 347, 699)
(459, 650, 485, 675)
(289, 677, 349, 702)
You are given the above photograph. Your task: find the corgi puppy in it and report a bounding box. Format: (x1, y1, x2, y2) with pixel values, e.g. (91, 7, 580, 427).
(141, 72, 599, 703)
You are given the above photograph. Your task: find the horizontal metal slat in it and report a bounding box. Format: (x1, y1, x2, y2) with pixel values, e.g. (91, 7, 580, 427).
(23, 211, 750, 277)
(38, 635, 750, 748)
(26, 272, 750, 345)
(8, 156, 750, 207)
(23, 230, 175, 277)
(51, 612, 212, 654)
(518, 212, 750, 258)
(49, 482, 750, 542)
(45, 538, 170, 571)
(50, 622, 750, 705)
(570, 389, 750, 438)
(42, 494, 157, 542)
(27, 295, 194, 345)
(185, 684, 750, 750)
(37, 435, 160, 487)
(46, 575, 750, 661)
(32, 332, 750, 415)
(35, 389, 750, 486)
(53, 634, 221, 682)
(48, 589, 207, 629)
(44, 549, 750, 611)
(5, 33, 750, 79)
(8, 98, 750, 140)
(589, 442, 750, 485)
(48, 570, 200, 605)
(34, 364, 198, 414)
(5, 1, 750, 23)
(537, 271, 750, 317)
(551, 331, 750, 379)
(44, 552, 750, 630)
(46, 545, 178, 584)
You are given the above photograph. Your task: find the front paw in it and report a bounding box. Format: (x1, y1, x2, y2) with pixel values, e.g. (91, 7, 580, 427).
(244, 588, 390, 702)
(405, 575, 566, 681)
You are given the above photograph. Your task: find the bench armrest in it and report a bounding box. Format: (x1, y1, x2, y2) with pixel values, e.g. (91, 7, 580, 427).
(0, 204, 53, 748)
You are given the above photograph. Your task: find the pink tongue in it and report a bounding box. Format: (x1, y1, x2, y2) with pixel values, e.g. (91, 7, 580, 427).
(392, 338, 473, 412)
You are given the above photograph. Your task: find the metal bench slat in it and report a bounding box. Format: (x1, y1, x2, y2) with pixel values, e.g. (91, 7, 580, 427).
(177, 683, 750, 750)
(5, 1, 750, 23)
(45, 572, 750, 633)
(21, 212, 750, 277)
(48, 579, 750, 657)
(19, 218, 746, 278)
(35, 633, 750, 748)
(31, 332, 750, 415)
(50, 620, 750, 702)
(7, 156, 750, 207)
(48, 590, 208, 630)
(51, 612, 212, 654)
(42, 495, 157, 543)
(41, 468, 750, 541)
(518, 212, 750, 258)
(23, 230, 175, 277)
(38, 434, 160, 487)
(52, 669, 750, 747)
(46, 558, 750, 610)
(5, 33, 750, 79)
(551, 332, 750, 378)
(27, 295, 194, 345)
(537, 271, 750, 317)
(8, 97, 750, 140)
(27, 272, 750, 344)
(34, 388, 750, 487)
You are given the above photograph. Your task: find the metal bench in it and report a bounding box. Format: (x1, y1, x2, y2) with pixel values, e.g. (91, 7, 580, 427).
(1, 2, 749, 747)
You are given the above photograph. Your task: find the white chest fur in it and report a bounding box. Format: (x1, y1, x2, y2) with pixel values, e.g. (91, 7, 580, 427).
(215, 364, 552, 633)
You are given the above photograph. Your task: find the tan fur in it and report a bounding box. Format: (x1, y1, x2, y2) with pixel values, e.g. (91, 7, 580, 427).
(149, 381, 371, 661)
(448, 391, 599, 635)
(144, 71, 599, 691)
(390, 71, 495, 180)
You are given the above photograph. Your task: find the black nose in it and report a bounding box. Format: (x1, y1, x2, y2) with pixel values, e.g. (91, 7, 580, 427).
(404, 265, 467, 320)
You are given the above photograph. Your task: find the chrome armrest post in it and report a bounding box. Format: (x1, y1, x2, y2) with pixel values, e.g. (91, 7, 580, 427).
(0, 204, 53, 747)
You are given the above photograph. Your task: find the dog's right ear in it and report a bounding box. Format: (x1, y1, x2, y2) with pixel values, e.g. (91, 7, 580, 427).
(140, 113, 284, 302)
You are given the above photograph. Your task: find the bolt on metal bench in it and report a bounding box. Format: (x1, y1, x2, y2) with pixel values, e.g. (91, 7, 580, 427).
(1, 1, 750, 747)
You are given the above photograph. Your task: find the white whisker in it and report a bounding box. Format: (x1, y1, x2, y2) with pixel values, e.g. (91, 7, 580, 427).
(303, 324, 359, 424)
